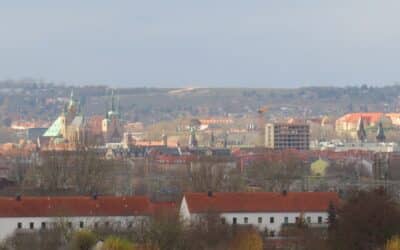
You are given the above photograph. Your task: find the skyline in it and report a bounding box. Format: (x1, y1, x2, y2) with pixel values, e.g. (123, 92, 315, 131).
(1, 1, 400, 87)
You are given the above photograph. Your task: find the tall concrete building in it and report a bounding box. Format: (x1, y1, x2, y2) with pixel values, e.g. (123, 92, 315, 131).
(265, 123, 310, 150)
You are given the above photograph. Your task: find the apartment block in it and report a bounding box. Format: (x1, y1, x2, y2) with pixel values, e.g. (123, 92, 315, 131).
(265, 123, 310, 150)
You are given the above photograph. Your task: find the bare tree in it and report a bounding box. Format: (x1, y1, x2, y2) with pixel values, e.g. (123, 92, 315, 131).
(31, 150, 71, 192)
(72, 149, 115, 194)
(188, 157, 225, 192)
(246, 154, 306, 192)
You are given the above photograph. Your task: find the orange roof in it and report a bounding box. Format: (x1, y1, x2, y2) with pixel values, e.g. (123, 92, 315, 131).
(199, 118, 233, 125)
(0, 196, 153, 217)
(134, 140, 164, 146)
(184, 192, 339, 213)
(152, 201, 177, 216)
(337, 113, 384, 124)
(385, 113, 400, 120)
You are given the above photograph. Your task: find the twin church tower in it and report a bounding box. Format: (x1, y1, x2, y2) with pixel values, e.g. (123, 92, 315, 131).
(43, 89, 123, 148)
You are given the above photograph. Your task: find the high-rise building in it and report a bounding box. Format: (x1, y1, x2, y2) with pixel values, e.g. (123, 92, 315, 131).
(265, 123, 310, 150)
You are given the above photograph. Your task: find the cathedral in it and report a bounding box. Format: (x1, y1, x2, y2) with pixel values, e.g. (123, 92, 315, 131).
(42, 90, 123, 149)
(42, 91, 86, 148)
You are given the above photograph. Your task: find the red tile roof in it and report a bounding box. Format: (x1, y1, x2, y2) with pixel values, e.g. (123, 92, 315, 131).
(0, 196, 153, 217)
(336, 112, 384, 124)
(153, 201, 177, 216)
(184, 192, 339, 213)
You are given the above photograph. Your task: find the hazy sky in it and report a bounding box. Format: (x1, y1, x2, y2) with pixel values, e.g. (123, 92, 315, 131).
(1, 1, 400, 87)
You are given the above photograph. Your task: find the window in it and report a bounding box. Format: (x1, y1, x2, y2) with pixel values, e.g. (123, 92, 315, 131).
(284, 217, 289, 224)
(29, 222, 34, 229)
(244, 217, 248, 224)
(105, 221, 110, 227)
(221, 218, 226, 224)
(94, 222, 98, 228)
(295, 217, 299, 223)
(318, 216, 323, 224)
(233, 217, 237, 224)
(67, 222, 72, 228)
(17, 222, 22, 229)
(270, 231, 275, 237)
(79, 221, 84, 228)
(258, 217, 262, 223)
(127, 222, 133, 228)
(41, 222, 46, 229)
(270, 217, 274, 223)
(307, 217, 311, 223)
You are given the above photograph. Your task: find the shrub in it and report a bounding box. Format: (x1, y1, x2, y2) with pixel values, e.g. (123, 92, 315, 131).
(71, 230, 97, 250)
(102, 236, 135, 250)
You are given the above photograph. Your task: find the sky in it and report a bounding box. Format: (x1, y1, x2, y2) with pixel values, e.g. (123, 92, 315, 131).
(1, 1, 400, 88)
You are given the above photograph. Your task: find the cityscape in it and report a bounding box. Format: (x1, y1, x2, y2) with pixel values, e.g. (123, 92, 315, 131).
(2, 1, 400, 250)
(0, 83, 397, 249)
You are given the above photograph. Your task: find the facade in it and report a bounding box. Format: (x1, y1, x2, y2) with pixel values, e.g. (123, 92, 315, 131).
(42, 91, 86, 148)
(180, 192, 339, 236)
(265, 123, 310, 150)
(385, 113, 400, 126)
(0, 196, 153, 240)
(335, 113, 393, 138)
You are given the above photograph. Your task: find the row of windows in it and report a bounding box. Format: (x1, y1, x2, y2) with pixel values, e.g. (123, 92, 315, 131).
(222, 216, 324, 225)
(16, 221, 136, 230)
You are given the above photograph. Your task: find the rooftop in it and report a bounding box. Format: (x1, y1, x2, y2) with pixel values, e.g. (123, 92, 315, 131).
(0, 196, 153, 217)
(183, 192, 339, 213)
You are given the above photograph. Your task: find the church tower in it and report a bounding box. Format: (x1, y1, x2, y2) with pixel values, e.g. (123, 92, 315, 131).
(102, 90, 123, 143)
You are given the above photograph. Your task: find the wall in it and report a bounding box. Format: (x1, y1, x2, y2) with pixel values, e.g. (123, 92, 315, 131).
(188, 211, 328, 235)
(0, 215, 148, 240)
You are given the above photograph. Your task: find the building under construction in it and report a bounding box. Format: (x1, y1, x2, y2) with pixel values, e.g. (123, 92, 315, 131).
(265, 122, 310, 150)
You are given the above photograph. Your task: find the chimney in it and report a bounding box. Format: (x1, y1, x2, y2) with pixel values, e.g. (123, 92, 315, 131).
(207, 191, 213, 197)
(282, 190, 287, 196)
(16, 195, 21, 201)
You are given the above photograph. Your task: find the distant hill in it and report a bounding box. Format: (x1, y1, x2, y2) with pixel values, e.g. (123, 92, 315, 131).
(0, 81, 399, 125)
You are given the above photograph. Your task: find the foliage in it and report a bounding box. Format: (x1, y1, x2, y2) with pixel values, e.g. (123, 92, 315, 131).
(27, 149, 115, 195)
(385, 235, 400, 250)
(188, 157, 225, 192)
(327, 201, 337, 230)
(71, 230, 97, 250)
(230, 228, 263, 250)
(246, 154, 306, 192)
(329, 188, 400, 250)
(102, 236, 135, 250)
(144, 213, 186, 250)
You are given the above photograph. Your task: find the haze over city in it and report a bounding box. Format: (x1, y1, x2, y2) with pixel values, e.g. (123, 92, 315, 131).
(2, 1, 400, 87)
(1, 2, 400, 250)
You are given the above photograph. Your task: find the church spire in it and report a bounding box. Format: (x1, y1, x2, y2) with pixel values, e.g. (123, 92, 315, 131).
(209, 130, 215, 147)
(188, 127, 198, 148)
(376, 122, 386, 142)
(111, 89, 116, 112)
(357, 117, 367, 142)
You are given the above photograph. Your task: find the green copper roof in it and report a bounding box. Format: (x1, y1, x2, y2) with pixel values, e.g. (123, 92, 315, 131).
(43, 117, 63, 137)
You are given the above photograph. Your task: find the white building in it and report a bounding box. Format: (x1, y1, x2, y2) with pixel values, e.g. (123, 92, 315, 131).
(180, 192, 339, 236)
(0, 196, 154, 240)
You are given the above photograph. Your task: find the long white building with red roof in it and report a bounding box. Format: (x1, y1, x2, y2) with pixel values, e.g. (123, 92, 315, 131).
(0, 196, 154, 240)
(180, 192, 339, 236)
